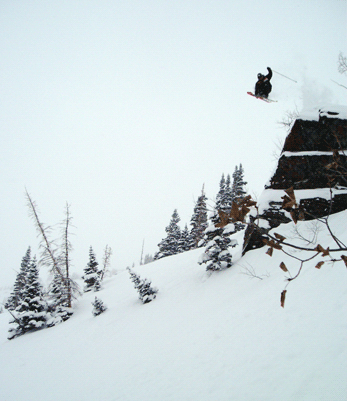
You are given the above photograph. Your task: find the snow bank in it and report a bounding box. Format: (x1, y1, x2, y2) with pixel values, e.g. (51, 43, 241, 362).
(299, 104, 347, 121)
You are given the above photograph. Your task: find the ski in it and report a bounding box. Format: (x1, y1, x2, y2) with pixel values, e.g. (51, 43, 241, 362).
(247, 92, 277, 103)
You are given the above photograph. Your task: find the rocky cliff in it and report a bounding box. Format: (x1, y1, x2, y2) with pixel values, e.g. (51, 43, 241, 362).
(244, 105, 347, 253)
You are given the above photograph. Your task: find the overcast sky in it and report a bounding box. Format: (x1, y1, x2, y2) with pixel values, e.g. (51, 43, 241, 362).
(1, 0, 346, 286)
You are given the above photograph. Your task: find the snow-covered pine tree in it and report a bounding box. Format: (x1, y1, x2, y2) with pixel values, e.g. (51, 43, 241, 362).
(137, 278, 158, 304)
(5, 247, 31, 311)
(198, 223, 237, 272)
(231, 164, 247, 200)
(154, 209, 182, 260)
(127, 267, 141, 288)
(221, 174, 234, 213)
(127, 267, 158, 304)
(231, 164, 248, 232)
(190, 186, 208, 248)
(198, 171, 245, 272)
(83, 246, 101, 292)
(214, 174, 226, 217)
(211, 173, 233, 225)
(92, 296, 107, 316)
(8, 256, 49, 340)
(48, 271, 73, 323)
(179, 224, 193, 252)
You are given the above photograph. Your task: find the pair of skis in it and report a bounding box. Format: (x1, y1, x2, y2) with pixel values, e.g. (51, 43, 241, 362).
(247, 92, 277, 103)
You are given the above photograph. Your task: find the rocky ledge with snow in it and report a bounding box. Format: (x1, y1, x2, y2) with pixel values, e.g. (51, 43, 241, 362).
(244, 105, 347, 252)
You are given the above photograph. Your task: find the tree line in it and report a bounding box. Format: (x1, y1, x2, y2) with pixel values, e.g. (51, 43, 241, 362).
(154, 164, 247, 272)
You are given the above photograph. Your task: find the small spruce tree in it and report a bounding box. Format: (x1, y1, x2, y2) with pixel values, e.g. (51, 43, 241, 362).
(231, 164, 247, 200)
(190, 185, 208, 248)
(8, 257, 49, 340)
(179, 224, 193, 252)
(83, 247, 101, 292)
(231, 164, 248, 232)
(92, 297, 107, 316)
(5, 247, 31, 311)
(199, 224, 237, 272)
(127, 267, 158, 304)
(154, 209, 182, 260)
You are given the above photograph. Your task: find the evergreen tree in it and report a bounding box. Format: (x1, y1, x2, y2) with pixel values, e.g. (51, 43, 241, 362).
(154, 209, 181, 260)
(221, 174, 234, 213)
(179, 224, 193, 252)
(212, 173, 233, 224)
(48, 271, 73, 323)
(231, 164, 247, 200)
(5, 247, 31, 311)
(198, 225, 237, 272)
(83, 246, 101, 292)
(127, 267, 158, 304)
(190, 186, 208, 248)
(231, 164, 248, 232)
(199, 168, 247, 272)
(8, 257, 49, 340)
(215, 174, 226, 215)
(92, 297, 107, 316)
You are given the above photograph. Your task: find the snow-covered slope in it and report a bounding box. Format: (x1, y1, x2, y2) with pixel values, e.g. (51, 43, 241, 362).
(1, 211, 346, 401)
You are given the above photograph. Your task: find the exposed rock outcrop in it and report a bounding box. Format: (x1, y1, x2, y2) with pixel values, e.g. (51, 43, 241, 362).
(244, 105, 347, 253)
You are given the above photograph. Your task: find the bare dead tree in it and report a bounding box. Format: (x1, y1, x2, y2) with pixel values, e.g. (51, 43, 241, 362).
(58, 203, 80, 307)
(100, 244, 112, 281)
(25, 189, 62, 276)
(278, 107, 300, 132)
(25, 190, 79, 309)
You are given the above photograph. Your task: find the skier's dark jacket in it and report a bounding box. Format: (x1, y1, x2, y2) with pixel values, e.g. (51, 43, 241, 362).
(255, 67, 272, 98)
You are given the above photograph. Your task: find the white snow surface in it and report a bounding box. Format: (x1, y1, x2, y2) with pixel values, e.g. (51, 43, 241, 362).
(1, 211, 346, 401)
(299, 105, 347, 121)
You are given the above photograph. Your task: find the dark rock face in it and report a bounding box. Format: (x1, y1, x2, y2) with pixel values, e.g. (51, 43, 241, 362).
(269, 154, 347, 190)
(243, 107, 347, 254)
(282, 115, 347, 153)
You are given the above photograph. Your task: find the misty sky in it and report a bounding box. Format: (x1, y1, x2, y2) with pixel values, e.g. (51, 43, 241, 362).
(1, 0, 346, 285)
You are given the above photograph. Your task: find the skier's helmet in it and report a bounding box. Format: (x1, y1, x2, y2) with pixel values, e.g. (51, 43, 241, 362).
(257, 73, 263, 79)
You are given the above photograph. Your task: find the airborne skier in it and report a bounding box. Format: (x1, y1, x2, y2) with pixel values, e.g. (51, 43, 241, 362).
(254, 67, 273, 98)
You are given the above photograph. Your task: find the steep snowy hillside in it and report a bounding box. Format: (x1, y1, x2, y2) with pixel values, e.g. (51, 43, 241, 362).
(0, 210, 346, 401)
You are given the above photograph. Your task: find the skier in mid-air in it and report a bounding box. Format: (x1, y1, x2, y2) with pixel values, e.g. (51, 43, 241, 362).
(254, 67, 272, 98)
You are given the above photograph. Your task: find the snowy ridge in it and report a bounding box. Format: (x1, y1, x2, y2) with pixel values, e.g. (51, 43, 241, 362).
(0, 211, 347, 401)
(281, 150, 347, 157)
(299, 105, 347, 121)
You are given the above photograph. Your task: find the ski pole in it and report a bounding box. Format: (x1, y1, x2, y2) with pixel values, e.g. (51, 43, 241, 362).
(331, 79, 347, 90)
(273, 70, 297, 83)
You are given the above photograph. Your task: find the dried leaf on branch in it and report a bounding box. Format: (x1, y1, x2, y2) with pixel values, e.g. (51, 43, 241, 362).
(262, 238, 282, 250)
(266, 247, 273, 256)
(215, 196, 257, 228)
(280, 262, 288, 272)
(315, 244, 330, 256)
(280, 290, 287, 308)
(315, 261, 325, 269)
(274, 233, 286, 242)
(281, 187, 297, 210)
